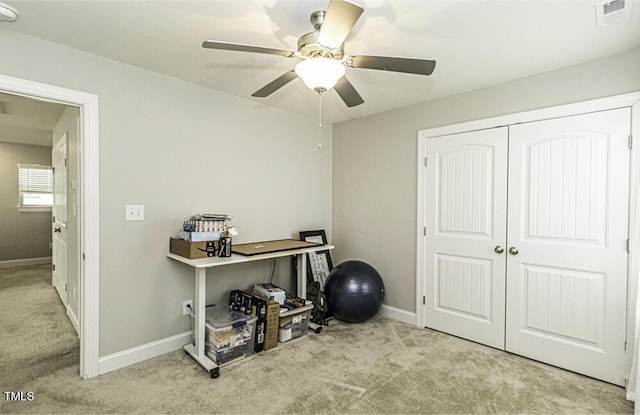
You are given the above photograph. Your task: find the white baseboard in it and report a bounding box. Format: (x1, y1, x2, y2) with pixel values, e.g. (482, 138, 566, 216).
(67, 306, 79, 335)
(98, 331, 192, 376)
(97, 307, 415, 376)
(0, 257, 52, 269)
(379, 304, 417, 325)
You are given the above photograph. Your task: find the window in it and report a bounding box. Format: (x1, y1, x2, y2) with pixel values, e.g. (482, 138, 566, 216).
(18, 164, 54, 208)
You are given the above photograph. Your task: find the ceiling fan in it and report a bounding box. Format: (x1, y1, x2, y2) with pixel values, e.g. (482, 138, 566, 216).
(202, 0, 436, 108)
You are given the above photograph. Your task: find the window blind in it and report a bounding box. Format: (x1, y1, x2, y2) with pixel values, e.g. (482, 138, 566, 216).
(18, 164, 54, 207)
(19, 164, 53, 193)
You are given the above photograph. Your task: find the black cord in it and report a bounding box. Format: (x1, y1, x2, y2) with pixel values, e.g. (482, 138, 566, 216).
(269, 258, 276, 283)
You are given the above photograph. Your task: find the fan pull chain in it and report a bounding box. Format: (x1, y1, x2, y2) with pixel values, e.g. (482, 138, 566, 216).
(317, 92, 323, 148)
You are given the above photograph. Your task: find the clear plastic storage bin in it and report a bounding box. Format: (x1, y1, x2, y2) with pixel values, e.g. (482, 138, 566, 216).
(278, 304, 313, 343)
(191, 307, 256, 366)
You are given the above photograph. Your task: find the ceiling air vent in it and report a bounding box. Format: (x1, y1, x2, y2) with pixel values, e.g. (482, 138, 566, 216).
(595, 0, 632, 27)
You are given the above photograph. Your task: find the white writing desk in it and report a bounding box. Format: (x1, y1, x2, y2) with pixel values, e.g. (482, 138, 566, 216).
(167, 244, 334, 378)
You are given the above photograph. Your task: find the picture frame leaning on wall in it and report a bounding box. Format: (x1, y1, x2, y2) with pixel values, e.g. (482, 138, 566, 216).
(299, 230, 333, 290)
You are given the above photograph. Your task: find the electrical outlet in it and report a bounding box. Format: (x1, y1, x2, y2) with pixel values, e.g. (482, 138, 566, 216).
(182, 300, 193, 316)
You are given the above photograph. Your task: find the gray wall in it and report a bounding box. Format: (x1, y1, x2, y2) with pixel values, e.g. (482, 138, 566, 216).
(332, 47, 640, 314)
(0, 28, 332, 356)
(0, 142, 52, 262)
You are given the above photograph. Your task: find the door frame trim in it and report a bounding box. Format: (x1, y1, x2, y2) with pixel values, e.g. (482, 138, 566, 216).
(0, 74, 100, 379)
(417, 91, 640, 331)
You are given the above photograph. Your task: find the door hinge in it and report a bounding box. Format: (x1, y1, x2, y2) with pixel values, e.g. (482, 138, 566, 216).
(52, 216, 56, 223)
(64, 158, 68, 167)
(423, 296, 426, 305)
(627, 238, 631, 253)
(52, 264, 56, 271)
(424, 157, 428, 167)
(629, 135, 633, 149)
(82, 253, 85, 260)
(423, 227, 427, 236)
(65, 283, 68, 292)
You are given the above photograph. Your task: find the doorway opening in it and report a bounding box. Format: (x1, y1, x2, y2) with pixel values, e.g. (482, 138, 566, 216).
(0, 73, 100, 379)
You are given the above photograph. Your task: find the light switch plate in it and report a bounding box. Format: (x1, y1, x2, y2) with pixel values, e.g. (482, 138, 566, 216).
(125, 205, 144, 221)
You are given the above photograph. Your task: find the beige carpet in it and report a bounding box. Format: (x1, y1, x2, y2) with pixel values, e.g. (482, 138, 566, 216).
(0, 264, 79, 390)
(0, 265, 634, 414)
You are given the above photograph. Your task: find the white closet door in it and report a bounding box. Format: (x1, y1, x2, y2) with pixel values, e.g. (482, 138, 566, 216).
(424, 127, 508, 349)
(505, 108, 631, 386)
(52, 133, 68, 306)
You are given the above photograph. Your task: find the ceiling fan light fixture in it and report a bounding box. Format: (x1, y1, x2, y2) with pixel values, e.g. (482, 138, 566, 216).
(0, 2, 19, 22)
(295, 57, 346, 93)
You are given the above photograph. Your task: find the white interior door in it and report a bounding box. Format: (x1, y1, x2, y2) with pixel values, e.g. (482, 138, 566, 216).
(52, 133, 68, 306)
(505, 108, 631, 386)
(424, 127, 508, 349)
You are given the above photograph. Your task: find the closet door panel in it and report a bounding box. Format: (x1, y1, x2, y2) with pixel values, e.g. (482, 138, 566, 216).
(424, 127, 508, 349)
(505, 108, 630, 386)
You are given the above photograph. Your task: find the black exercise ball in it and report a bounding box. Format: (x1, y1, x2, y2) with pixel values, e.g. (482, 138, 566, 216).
(324, 260, 385, 323)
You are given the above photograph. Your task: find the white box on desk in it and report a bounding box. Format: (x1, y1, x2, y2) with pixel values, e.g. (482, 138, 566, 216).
(178, 230, 222, 242)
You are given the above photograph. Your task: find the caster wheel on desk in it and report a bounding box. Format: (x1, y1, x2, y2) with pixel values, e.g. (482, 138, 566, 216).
(308, 322, 323, 334)
(210, 368, 220, 379)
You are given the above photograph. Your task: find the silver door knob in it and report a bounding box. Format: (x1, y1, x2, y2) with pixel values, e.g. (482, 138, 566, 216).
(509, 246, 519, 255)
(494, 246, 504, 254)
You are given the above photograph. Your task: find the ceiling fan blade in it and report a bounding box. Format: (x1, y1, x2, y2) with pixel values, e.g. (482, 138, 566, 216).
(251, 70, 298, 97)
(202, 40, 296, 58)
(347, 55, 436, 76)
(318, 0, 364, 49)
(334, 77, 364, 107)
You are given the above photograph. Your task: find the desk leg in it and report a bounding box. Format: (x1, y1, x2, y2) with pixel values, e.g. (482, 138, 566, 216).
(297, 253, 307, 299)
(194, 268, 206, 357)
(183, 267, 219, 378)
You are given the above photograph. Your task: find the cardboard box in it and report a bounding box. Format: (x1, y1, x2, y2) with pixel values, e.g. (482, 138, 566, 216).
(229, 290, 268, 353)
(263, 298, 280, 350)
(170, 237, 209, 259)
(228, 290, 280, 352)
(253, 283, 287, 305)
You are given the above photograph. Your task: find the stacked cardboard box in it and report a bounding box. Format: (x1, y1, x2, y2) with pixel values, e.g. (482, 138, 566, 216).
(229, 290, 280, 351)
(169, 213, 231, 259)
(169, 238, 209, 259)
(263, 298, 280, 350)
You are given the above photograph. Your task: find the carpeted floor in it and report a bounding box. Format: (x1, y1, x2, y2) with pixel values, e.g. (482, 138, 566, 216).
(0, 264, 79, 390)
(0, 264, 635, 414)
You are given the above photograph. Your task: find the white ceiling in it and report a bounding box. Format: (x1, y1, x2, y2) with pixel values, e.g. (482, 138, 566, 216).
(0, 92, 66, 147)
(3, 0, 640, 124)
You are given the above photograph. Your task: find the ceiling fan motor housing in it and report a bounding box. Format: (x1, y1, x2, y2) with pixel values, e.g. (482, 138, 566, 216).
(298, 10, 344, 59)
